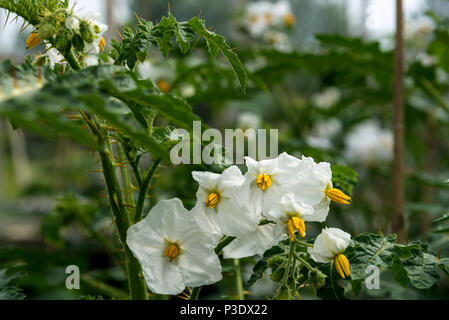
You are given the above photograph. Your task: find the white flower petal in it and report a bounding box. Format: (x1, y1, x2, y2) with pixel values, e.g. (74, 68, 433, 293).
(308, 227, 351, 263)
(223, 224, 287, 259)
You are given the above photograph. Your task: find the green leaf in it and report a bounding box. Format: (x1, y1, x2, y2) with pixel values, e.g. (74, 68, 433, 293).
(402, 251, 439, 290)
(245, 245, 284, 290)
(433, 213, 449, 224)
(188, 17, 247, 93)
(0, 268, 26, 300)
(347, 233, 396, 280)
(331, 164, 358, 196)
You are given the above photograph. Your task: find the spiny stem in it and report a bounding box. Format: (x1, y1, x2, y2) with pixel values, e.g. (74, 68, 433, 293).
(281, 241, 295, 288)
(134, 158, 161, 223)
(234, 259, 244, 300)
(83, 113, 147, 300)
(81, 274, 129, 300)
(293, 252, 315, 272)
(189, 287, 201, 300)
(65, 50, 82, 71)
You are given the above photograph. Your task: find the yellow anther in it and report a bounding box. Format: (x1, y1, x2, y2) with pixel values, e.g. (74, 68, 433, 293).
(287, 216, 306, 242)
(334, 254, 350, 279)
(325, 186, 351, 205)
(287, 219, 295, 242)
(163, 244, 179, 262)
(264, 12, 273, 23)
(205, 192, 220, 209)
(283, 13, 296, 27)
(156, 79, 170, 93)
(26, 32, 41, 50)
(249, 14, 259, 24)
(99, 37, 106, 52)
(256, 174, 272, 191)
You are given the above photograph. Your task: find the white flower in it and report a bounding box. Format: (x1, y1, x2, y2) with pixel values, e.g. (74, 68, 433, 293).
(306, 118, 342, 149)
(265, 193, 314, 241)
(241, 153, 302, 214)
(344, 120, 393, 165)
(263, 30, 292, 52)
(272, 0, 296, 27)
(288, 156, 351, 222)
(311, 87, 341, 109)
(223, 223, 287, 259)
(308, 227, 351, 278)
(45, 44, 65, 67)
(237, 112, 262, 131)
(191, 166, 261, 237)
(126, 198, 222, 295)
(138, 60, 175, 93)
(306, 136, 332, 149)
(82, 12, 108, 54)
(66, 15, 80, 30)
(245, 1, 274, 37)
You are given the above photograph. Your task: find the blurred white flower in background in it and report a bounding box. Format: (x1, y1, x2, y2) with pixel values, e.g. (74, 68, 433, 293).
(244, 0, 295, 38)
(405, 16, 434, 39)
(306, 118, 342, 149)
(344, 120, 393, 165)
(237, 112, 263, 130)
(245, 1, 274, 37)
(138, 60, 176, 93)
(263, 30, 292, 52)
(272, 0, 296, 28)
(311, 87, 341, 109)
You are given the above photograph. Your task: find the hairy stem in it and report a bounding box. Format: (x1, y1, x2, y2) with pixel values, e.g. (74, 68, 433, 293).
(82, 113, 147, 300)
(80, 274, 129, 300)
(189, 287, 201, 300)
(234, 259, 244, 300)
(281, 241, 295, 288)
(134, 158, 161, 223)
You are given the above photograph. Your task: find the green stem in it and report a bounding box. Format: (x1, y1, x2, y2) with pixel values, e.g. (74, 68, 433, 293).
(330, 261, 339, 300)
(117, 144, 136, 206)
(281, 241, 295, 288)
(84, 114, 147, 300)
(134, 158, 161, 223)
(189, 287, 201, 300)
(65, 50, 81, 71)
(215, 236, 236, 254)
(293, 252, 315, 272)
(234, 259, 244, 300)
(124, 149, 143, 188)
(80, 274, 129, 300)
(296, 240, 314, 248)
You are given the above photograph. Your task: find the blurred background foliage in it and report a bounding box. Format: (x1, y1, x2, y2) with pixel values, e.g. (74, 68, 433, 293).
(1, 0, 449, 300)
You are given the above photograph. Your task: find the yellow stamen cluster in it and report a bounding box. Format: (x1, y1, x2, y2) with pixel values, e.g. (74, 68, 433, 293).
(287, 216, 305, 242)
(256, 174, 272, 191)
(334, 253, 350, 279)
(249, 14, 259, 24)
(156, 79, 171, 94)
(283, 13, 296, 27)
(325, 187, 351, 205)
(163, 244, 179, 262)
(26, 32, 41, 50)
(205, 192, 220, 209)
(264, 13, 273, 23)
(99, 37, 106, 52)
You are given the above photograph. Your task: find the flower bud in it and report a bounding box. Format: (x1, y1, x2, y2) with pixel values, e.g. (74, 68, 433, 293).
(80, 21, 95, 43)
(55, 34, 69, 52)
(38, 23, 55, 40)
(73, 34, 85, 52)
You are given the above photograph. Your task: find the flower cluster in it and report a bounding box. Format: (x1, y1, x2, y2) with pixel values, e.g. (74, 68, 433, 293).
(243, 0, 295, 51)
(25, 8, 108, 67)
(344, 120, 393, 165)
(127, 153, 353, 295)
